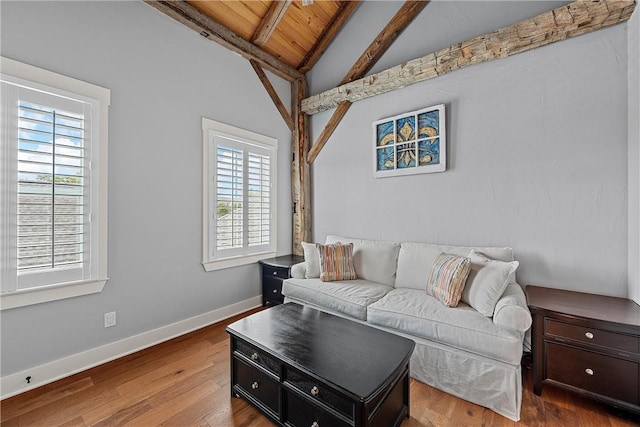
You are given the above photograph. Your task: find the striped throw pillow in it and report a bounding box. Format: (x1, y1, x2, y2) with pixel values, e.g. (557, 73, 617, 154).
(316, 243, 357, 282)
(427, 253, 472, 307)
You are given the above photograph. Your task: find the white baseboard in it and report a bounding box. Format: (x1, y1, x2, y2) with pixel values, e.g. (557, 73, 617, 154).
(0, 296, 262, 400)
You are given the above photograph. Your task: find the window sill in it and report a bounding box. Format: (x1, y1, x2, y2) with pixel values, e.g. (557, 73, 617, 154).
(203, 252, 276, 272)
(0, 278, 109, 310)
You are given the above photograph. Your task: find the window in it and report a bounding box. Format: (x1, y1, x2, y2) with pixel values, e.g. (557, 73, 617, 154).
(202, 118, 277, 271)
(0, 57, 109, 309)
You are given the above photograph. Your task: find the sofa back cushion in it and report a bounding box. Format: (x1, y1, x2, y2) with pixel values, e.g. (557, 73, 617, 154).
(395, 242, 514, 291)
(325, 235, 400, 287)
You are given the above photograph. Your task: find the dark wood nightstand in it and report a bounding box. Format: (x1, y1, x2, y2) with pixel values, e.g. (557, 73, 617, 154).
(526, 285, 640, 415)
(259, 255, 304, 307)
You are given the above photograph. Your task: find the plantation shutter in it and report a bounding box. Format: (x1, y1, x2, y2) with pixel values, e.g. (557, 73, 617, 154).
(211, 134, 273, 260)
(215, 142, 243, 251)
(247, 152, 270, 247)
(2, 82, 92, 291)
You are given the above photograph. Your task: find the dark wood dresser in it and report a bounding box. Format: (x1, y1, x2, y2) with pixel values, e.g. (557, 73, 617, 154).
(227, 303, 415, 427)
(526, 285, 640, 414)
(259, 255, 304, 307)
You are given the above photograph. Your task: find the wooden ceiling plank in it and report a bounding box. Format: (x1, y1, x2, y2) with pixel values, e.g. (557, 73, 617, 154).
(250, 60, 295, 132)
(307, 0, 428, 163)
(297, 0, 362, 73)
(302, 0, 636, 115)
(252, 0, 293, 46)
(144, 0, 302, 82)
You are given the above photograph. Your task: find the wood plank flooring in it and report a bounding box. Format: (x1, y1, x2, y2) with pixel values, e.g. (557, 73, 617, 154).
(2, 307, 639, 426)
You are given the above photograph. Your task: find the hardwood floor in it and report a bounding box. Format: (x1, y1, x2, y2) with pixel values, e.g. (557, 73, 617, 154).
(2, 308, 639, 427)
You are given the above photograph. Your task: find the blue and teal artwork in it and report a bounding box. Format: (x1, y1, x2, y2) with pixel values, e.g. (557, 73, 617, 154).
(374, 104, 445, 176)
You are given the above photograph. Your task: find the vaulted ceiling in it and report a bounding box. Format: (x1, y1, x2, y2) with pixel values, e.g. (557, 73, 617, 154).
(187, 0, 360, 73)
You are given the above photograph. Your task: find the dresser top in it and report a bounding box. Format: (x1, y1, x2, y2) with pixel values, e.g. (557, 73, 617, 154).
(259, 255, 304, 269)
(526, 285, 640, 328)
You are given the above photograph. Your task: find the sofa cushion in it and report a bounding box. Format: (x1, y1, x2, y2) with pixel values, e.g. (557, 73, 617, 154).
(316, 243, 357, 282)
(282, 278, 392, 320)
(325, 235, 400, 286)
(461, 250, 519, 317)
(301, 241, 320, 278)
(366, 288, 524, 365)
(395, 242, 514, 291)
(426, 253, 471, 307)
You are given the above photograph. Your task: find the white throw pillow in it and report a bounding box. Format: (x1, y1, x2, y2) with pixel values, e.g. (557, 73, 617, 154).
(461, 250, 519, 317)
(324, 235, 400, 286)
(301, 241, 320, 279)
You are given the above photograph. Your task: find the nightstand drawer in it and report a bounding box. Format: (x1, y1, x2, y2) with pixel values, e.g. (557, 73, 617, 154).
(263, 277, 284, 303)
(262, 265, 289, 279)
(234, 358, 280, 414)
(546, 319, 639, 353)
(235, 340, 280, 376)
(285, 388, 351, 427)
(546, 342, 639, 404)
(285, 366, 354, 420)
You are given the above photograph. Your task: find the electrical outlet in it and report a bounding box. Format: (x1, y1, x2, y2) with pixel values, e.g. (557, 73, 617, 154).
(104, 311, 116, 328)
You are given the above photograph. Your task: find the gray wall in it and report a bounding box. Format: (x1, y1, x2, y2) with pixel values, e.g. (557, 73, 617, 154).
(0, 1, 292, 376)
(629, 8, 640, 304)
(309, 1, 631, 297)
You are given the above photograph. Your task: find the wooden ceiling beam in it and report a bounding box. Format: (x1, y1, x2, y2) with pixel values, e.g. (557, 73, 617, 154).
(144, 0, 303, 82)
(302, 0, 636, 115)
(250, 60, 295, 132)
(307, 0, 429, 163)
(252, 0, 293, 47)
(297, 0, 362, 74)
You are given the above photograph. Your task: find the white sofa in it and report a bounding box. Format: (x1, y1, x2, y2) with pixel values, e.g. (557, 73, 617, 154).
(282, 235, 532, 421)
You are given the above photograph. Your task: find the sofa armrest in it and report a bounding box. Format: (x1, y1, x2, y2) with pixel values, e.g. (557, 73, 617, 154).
(493, 283, 532, 334)
(290, 262, 307, 279)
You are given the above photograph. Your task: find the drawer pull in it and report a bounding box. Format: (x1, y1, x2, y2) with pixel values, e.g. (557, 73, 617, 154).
(272, 289, 277, 294)
(311, 422, 319, 427)
(585, 368, 594, 376)
(310, 385, 319, 396)
(252, 381, 259, 390)
(251, 352, 259, 361)
(273, 271, 278, 276)
(585, 332, 594, 339)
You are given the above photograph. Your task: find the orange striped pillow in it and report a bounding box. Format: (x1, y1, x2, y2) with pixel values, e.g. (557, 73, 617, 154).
(427, 253, 471, 307)
(316, 243, 357, 282)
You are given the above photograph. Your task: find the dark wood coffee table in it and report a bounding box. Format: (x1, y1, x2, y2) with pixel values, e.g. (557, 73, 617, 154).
(226, 303, 415, 427)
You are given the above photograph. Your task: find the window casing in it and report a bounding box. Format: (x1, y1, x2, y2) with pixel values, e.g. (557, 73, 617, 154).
(202, 118, 277, 271)
(0, 57, 109, 309)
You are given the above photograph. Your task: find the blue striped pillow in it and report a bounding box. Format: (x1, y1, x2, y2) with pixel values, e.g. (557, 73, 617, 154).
(427, 253, 471, 307)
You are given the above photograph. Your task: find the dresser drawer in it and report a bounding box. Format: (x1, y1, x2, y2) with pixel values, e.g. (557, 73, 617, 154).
(546, 342, 639, 404)
(263, 277, 285, 304)
(234, 358, 280, 414)
(262, 265, 289, 279)
(235, 340, 280, 376)
(284, 366, 354, 420)
(285, 389, 351, 427)
(546, 319, 639, 354)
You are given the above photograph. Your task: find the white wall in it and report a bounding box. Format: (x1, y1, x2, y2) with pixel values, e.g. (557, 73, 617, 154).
(309, 1, 630, 297)
(0, 1, 292, 379)
(629, 8, 640, 305)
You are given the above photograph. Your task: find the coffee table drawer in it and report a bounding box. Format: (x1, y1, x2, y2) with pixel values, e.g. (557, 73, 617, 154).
(284, 366, 354, 420)
(285, 389, 351, 427)
(234, 358, 280, 414)
(235, 340, 280, 376)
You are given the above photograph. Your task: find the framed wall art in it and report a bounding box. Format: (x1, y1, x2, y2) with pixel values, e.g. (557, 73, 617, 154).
(373, 104, 446, 178)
